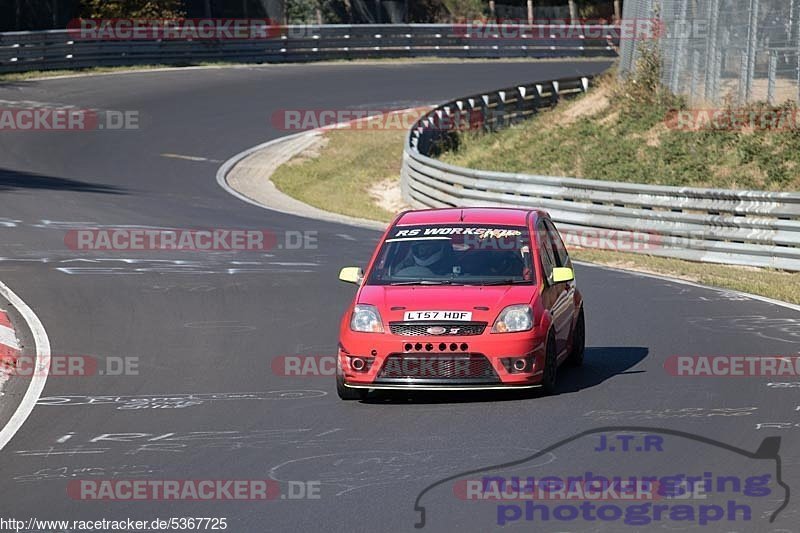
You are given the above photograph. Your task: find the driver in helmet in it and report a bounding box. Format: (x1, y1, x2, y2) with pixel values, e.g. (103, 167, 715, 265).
(397, 239, 453, 276)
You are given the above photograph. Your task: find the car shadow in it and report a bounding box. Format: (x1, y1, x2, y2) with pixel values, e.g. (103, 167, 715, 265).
(362, 346, 649, 404)
(0, 167, 125, 194)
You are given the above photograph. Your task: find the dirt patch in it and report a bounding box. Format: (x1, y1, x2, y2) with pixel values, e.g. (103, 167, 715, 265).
(368, 178, 410, 214)
(285, 135, 329, 165)
(643, 122, 667, 147)
(559, 85, 611, 125)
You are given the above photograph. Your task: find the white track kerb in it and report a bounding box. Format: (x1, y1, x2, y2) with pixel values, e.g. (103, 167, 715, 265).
(0, 281, 51, 451)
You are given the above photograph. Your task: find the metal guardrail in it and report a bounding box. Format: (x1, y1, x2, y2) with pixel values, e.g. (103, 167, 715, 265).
(0, 24, 618, 73)
(401, 76, 800, 271)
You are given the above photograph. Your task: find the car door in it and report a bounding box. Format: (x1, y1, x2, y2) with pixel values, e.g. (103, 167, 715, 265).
(544, 219, 576, 358)
(536, 220, 570, 357)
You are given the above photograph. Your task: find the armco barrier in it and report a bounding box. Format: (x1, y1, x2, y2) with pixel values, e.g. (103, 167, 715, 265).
(0, 24, 617, 73)
(401, 76, 800, 271)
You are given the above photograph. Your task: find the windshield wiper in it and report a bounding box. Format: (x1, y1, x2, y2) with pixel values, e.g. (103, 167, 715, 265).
(387, 280, 461, 286)
(474, 279, 533, 286)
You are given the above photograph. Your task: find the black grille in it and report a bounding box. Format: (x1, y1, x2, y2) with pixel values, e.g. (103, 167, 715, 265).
(389, 322, 487, 336)
(376, 354, 499, 384)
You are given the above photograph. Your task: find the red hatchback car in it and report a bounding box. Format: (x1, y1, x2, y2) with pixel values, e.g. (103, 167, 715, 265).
(336, 207, 584, 400)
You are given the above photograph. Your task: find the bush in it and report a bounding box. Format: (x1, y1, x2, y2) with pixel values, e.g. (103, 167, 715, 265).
(80, 0, 185, 19)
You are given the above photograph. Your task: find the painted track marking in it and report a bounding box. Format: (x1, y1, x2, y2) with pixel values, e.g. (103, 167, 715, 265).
(0, 281, 51, 451)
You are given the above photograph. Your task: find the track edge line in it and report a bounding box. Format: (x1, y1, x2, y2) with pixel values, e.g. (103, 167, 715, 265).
(0, 281, 51, 451)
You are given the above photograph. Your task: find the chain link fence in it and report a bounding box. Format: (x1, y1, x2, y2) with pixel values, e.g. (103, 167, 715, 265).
(620, 0, 800, 104)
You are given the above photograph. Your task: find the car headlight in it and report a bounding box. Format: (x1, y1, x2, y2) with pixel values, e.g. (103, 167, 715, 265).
(350, 304, 384, 333)
(492, 304, 533, 333)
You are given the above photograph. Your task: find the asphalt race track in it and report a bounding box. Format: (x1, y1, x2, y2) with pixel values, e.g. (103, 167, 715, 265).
(1, 60, 799, 532)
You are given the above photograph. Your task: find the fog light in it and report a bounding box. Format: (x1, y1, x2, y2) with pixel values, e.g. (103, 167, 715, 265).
(351, 357, 366, 371)
(501, 356, 535, 374)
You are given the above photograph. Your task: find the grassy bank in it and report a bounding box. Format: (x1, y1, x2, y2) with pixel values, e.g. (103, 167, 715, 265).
(441, 72, 800, 191)
(271, 124, 405, 223)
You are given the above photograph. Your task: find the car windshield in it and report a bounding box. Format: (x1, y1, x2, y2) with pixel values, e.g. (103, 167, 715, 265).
(366, 224, 535, 286)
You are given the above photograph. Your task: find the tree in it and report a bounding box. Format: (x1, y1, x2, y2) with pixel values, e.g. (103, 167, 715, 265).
(80, 0, 186, 18)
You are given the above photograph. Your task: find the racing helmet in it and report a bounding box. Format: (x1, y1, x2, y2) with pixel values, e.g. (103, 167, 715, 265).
(411, 240, 448, 267)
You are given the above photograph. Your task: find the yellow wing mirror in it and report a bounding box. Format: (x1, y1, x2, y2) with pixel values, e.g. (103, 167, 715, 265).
(551, 267, 575, 283)
(338, 267, 363, 284)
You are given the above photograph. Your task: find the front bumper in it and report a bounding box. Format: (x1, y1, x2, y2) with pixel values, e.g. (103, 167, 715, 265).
(338, 330, 546, 390)
(344, 382, 542, 391)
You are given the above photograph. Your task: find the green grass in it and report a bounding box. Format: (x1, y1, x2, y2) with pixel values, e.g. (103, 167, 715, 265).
(270, 125, 406, 222)
(440, 77, 800, 191)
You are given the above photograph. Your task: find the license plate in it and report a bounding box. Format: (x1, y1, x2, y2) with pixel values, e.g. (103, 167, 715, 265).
(403, 311, 472, 321)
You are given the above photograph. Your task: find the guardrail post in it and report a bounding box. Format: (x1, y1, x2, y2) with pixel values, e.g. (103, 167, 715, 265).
(516, 86, 528, 123)
(496, 90, 507, 129)
(480, 94, 492, 132)
(465, 98, 479, 131)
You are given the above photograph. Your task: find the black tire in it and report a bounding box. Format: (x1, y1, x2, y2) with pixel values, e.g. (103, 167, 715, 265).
(567, 309, 585, 367)
(540, 334, 558, 396)
(336, 365, 367, 401)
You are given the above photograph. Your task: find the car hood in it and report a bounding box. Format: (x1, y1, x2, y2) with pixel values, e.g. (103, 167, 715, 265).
(358, 284, 536, 322)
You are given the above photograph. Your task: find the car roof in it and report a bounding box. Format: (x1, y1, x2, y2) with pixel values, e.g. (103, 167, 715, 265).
(394, 207, 547, 227)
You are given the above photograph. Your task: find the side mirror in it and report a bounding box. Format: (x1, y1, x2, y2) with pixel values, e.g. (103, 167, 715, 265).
(339, 267, 363, 284)
(551, 267, 574, 283)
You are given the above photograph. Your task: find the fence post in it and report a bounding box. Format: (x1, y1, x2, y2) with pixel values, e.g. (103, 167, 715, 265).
(738, 49, 749, 103)
(669, 0, 690, 95)
(788, 0, 800, 102)
(704, 0, 721, 102)
(690, 49, 700, 102)
(743, 0, 759, 102)
(767, 50, 777, 104)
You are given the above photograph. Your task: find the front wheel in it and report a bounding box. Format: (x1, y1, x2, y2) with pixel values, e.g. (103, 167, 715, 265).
(540, 335, 558, 396)
(567, 309, 585, 367)
(336, 366, 367, 400)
